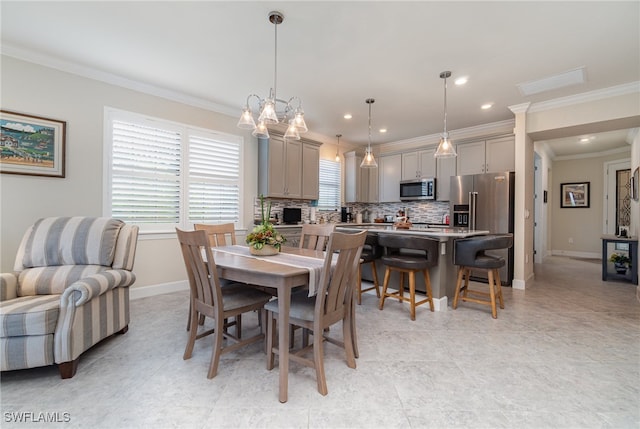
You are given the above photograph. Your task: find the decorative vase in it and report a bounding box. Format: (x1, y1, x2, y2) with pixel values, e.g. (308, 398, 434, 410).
(249, 244, 279, 256)
(614, 262, 627, 274)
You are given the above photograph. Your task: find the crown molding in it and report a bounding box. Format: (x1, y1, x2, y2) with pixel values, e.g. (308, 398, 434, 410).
(1, 43, 238, 117)
(378, 119, 515, 152)
(528, 81, 640, 113)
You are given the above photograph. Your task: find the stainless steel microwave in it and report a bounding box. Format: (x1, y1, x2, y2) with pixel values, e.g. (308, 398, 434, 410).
(400, 178, 436, 201)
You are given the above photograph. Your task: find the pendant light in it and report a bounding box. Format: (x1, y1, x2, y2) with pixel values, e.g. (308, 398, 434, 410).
(434, 71, 457, 158)
(360, 98, 378, 168)
(335, 134, 341, 162)
(237, 11, 307, 139)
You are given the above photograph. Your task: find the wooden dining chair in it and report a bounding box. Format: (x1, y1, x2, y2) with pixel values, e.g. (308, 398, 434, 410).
(265, 230, 367, 396)
(176, 228, 272, 379)
(194, 223, 236, 247)
(289, 223, 337, 347)
(299, 223, 335, 250)
(186, 223, 237, 331)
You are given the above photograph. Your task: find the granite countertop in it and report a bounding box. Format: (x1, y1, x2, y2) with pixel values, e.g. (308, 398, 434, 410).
(335, 224, 489, 238)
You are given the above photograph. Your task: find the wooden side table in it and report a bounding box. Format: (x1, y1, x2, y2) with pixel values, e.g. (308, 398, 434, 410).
(601, 235, 638, 285)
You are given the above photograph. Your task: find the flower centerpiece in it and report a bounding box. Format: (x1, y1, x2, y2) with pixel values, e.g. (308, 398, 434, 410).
(609, 252, 631, 274)
(246, 195, 286, 256)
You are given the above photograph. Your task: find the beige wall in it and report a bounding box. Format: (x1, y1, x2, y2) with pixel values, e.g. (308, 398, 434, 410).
(0, 56, 260, 289)
(550, 152, 631, 256)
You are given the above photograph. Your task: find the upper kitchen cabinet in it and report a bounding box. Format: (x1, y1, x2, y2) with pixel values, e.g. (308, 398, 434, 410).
(456, 136, 515, 175)
(301, 143, 320, 199)
(401, 148, 436, 180)
(378, 153, 402, 202)
(258, 134, 321, 200)
(345, 151, 377, 203)
(436, 156, 456, 201)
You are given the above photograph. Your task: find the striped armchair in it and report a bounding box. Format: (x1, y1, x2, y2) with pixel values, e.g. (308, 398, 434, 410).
(0, 217, 138, 378)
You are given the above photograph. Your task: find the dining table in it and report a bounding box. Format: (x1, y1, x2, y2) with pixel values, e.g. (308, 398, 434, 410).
(211, 244, 327, 403)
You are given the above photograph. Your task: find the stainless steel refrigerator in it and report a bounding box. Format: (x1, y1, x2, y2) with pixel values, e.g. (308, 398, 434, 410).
(450, 171, 515, 285)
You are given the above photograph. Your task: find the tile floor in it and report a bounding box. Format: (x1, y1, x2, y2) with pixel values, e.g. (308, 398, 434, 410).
(2, 256, 639, 429)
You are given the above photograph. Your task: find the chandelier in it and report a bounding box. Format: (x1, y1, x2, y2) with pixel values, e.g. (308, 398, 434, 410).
(237, 11, 308, 140)
(360, 98, 378, 168)
(434, 70, 457, 158)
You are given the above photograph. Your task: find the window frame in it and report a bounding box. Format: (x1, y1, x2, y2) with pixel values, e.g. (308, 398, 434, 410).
(103, 107, 245, 237)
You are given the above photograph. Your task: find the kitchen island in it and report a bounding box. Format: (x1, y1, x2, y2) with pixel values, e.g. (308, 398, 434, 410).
(336, 224, 489, 310)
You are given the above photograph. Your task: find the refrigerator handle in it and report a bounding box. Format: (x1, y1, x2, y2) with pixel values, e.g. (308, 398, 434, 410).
(469, 191, 478, 230)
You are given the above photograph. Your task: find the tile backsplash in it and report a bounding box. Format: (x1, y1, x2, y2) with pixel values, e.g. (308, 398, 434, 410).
(253, 197, 450, 224)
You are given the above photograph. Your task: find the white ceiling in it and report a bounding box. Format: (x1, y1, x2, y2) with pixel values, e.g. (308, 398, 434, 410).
(1, 1, 639, 156)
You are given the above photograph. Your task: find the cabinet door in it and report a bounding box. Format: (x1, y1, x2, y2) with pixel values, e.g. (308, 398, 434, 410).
(456, 141, 486, 175)
(344, 153, 360, 203)
(378, 154, 402, 202)
(266, 137, 287, 198)
(301, 143, 320, 200)
(401, 151, 420, 180)
(285, 140, 302, 198)
(485, 136, 515, 173)
(367, 167, 379, 203)
(436, 156, 456, 201)
(418, 148, 436, 178)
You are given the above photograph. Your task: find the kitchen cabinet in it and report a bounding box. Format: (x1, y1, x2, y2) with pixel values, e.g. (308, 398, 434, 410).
(401, 148, 436, 180)
(456, 136, 515, 175)
(436, 156, 456, 201)
(301, 143, 320, 199)
(378, 153, 402, 202)
(345, 152, 377, 202)
(258, 135, 321, 200)
(279, 226, 302, 248)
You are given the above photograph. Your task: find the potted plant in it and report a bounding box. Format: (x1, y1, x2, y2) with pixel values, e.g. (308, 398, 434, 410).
(246, 194, 286, 256)
(609, 252, 631, 274)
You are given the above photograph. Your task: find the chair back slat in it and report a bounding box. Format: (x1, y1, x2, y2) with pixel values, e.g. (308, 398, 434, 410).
(194, 223, 237, 247)
(176, 228, 223, 314)
(316, 231, 367, 318)
(299, 223, 335, 251)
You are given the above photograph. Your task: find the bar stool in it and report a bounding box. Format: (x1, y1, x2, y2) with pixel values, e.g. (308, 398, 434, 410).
(452, 234, 514, 319)
(378, 234, 439, 321)
(357, 234, 382, 305)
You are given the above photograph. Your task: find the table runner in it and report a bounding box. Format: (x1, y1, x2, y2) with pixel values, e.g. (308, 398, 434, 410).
(212, 245, 334, 296)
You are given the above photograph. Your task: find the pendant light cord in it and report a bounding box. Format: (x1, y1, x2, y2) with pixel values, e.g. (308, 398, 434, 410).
(273, 18, 278, 101)
(443, 74, 447, 135)
(368, 100, 372, 152)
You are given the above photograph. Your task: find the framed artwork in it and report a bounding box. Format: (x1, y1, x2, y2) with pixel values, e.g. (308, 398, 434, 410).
(560, 182, 590, 208)
(0, 110, 66, 178)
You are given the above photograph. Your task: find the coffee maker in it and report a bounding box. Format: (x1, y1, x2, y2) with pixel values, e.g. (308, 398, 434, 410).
(340, 207, 353, 223)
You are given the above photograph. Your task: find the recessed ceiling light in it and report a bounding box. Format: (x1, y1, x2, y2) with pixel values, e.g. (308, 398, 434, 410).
(343, 113, 352, 119)
(579, 137, 590, 143)
(379, 128, 387, 133)
(454, 76, 468, 85)
(481, 103, 493, 110)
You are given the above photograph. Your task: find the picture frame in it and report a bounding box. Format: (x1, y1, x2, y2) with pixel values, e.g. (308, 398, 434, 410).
(560, 181, 590, 208)
(0, 110, 66, 178)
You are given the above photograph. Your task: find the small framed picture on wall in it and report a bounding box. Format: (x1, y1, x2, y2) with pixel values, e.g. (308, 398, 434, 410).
(0, 110, 66, 178)
(560, 182, 590, 208)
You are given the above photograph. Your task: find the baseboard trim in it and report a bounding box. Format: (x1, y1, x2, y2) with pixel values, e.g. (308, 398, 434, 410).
(130, 281, 188, 300)
(433, 296, 448, 311)
(550, 249, 601, 259)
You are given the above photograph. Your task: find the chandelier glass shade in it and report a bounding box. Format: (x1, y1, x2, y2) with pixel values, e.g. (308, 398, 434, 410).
(335, 134, 341, 162)
(434, 70, 458, 158)
(237, 11, 308, 140)
(360, 98, 378, 168)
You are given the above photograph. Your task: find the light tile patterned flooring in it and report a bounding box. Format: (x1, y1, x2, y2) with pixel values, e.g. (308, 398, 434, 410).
(2, 256, 639, 428)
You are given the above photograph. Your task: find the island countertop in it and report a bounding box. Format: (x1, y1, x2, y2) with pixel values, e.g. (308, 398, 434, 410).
(335, 224, 489, 239)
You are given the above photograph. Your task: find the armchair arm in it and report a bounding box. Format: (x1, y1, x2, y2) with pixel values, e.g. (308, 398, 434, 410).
(1, 272, 18, 301)
(60, 269, 136, 307)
